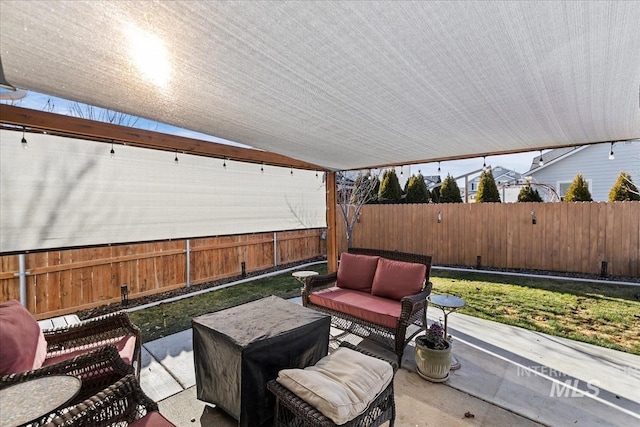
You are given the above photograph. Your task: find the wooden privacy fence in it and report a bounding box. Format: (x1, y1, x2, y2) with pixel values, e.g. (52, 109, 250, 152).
(337, 202, 639, 278)
(0, 229, 326, 319)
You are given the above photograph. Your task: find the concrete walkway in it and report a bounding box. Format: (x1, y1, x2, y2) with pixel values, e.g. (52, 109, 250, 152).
(139, 297, 640, 426)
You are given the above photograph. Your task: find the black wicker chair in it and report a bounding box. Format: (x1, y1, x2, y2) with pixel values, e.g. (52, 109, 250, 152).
(43, 374, 174, 427)
(267, 342, 397, 427)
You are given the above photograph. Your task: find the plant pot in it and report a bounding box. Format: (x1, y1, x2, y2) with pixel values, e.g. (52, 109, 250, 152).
(414, 338, 451, 382)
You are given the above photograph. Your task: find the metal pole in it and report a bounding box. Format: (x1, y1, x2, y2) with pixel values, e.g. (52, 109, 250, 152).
(186, 239, 191, 287)
(18, 253, 27, 306)
(273, 232, 278, 267)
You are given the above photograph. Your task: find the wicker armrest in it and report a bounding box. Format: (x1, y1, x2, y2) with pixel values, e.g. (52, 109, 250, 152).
(1, 345, 134, 402)
(44, 311, 142, 378)
(43, 374, 163, 427)
(302, 272, 338, 306)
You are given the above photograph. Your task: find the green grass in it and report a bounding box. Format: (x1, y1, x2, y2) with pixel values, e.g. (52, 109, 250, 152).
(130, 265, 640, 356)
(129, 265, 327, 342)
(429, 270, 640, 355)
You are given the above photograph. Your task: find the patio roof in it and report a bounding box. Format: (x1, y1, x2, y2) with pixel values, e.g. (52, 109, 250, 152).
(1, 1, 638, 171)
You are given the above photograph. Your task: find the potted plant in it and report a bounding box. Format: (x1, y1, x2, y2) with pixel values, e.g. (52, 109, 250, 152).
(414, 322, 451, 382)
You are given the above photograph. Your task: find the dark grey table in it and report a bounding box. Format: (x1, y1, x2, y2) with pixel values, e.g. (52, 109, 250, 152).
(192, 295, 330, 427)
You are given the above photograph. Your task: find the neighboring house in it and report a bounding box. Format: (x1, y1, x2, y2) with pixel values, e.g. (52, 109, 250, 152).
(422, 175, 442, 191)
(467, 166, 523, 202)
(525, 140, 640, 201)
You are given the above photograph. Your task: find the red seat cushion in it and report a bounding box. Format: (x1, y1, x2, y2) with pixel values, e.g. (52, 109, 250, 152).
(336, 253, 380, 293)
(309, 287, 400, 329)
(0, 300, 47, 375)
(42, 334, 137, 367)
(371, 258, 426, 301)
(129, 411, 175, 426)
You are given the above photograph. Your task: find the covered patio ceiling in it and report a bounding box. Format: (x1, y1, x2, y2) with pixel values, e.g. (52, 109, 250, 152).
(1, 1, 639, 171)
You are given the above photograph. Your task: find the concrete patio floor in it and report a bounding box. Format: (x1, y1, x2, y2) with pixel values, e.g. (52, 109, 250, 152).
(139, 297, 640, 426)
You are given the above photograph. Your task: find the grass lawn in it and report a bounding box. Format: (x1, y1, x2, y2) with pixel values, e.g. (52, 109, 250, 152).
(129, 264, 640, 355)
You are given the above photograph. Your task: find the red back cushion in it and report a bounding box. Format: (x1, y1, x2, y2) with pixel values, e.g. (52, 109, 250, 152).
(336, 253, 380, 293)
(0, 300, 46, 375)
(371, 258, 426, 300)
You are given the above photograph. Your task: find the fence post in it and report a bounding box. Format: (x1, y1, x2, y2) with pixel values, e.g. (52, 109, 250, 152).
(18, 253, 27, 307)
(186, 239, 191, 287)
(273, 232, 278, 267)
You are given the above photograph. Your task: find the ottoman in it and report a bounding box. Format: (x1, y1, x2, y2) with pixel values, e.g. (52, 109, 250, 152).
(192, 296, 330, 427)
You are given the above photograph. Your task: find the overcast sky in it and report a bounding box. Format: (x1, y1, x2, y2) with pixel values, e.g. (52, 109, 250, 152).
(3, 89, 542, 183)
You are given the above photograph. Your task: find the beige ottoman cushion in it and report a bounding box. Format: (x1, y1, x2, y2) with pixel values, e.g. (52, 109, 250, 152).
(276, 347, 393, 425)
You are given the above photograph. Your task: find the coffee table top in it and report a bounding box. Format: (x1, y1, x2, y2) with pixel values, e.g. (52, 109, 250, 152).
(0, 375, 82, 427)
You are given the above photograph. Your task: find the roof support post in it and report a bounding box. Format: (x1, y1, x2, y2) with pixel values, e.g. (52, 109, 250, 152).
(325, 172, 338, 272)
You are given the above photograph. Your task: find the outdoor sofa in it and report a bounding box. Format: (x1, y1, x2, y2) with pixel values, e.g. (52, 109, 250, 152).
(302, 248, 432, 365)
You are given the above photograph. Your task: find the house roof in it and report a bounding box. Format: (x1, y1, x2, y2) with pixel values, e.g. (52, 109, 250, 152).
(1, 1, 639, 171)
(528, 146, 583, 173)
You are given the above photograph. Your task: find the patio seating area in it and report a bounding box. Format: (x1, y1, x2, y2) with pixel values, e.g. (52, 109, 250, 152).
(138, 295, 640, 427)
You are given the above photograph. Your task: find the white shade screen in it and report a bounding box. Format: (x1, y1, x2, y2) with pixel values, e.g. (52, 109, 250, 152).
(0, 130, 326, 253)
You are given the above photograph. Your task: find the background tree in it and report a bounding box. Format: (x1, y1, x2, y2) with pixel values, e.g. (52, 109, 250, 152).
(337, 170, 380, 248)
(405, 174, 430, 203)
(378, 169, 403, 203)
(438, 174, 463, 203)
(430, 188, 441, 203)
(564, 173, 592, 201)
(475, 169, 501, 203)
(517, 182, 543, 202)
(608, 171, 640, 201)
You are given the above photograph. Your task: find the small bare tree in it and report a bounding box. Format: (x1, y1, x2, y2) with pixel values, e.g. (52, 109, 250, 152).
(337, 170, 380, 248)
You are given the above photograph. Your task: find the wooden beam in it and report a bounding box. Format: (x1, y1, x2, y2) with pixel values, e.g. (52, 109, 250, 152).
(326, 172, 338, 272)
(0, 104, 322, 170)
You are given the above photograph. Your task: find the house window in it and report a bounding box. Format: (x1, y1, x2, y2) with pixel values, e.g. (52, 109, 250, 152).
(557, 179, 593, 200)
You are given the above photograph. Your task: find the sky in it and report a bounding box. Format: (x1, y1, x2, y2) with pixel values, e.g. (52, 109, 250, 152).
(2, 89, 542, 184)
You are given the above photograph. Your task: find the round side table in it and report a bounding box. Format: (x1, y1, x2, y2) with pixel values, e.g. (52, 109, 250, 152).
(427, 294, 466, 370)
(292, 270, 319, 285)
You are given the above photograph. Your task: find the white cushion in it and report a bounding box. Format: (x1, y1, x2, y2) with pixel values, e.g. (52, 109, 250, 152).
(276, 347, 393, 425)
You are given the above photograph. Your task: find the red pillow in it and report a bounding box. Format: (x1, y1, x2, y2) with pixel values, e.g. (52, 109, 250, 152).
(371, 258, 426, 300)
(336, 253, 380, 293)
(0, 300, 46, 375)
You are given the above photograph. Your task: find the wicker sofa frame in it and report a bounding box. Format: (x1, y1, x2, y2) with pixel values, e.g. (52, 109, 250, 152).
(267, 341, 397, 427)
(43, 311, 142, 378)
(302, 248, 432, 366)
(43, 374, 165, 427)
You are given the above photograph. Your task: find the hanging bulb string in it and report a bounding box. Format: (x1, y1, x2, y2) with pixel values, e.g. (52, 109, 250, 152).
(21, 126, 28, 148)
(110, 141, 115, 158)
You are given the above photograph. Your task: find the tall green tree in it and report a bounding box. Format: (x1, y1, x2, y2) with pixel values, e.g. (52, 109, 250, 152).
(438, 174, 463, 203)
(475, 169, 501, 203)
(564, 173, 592, 202)
(608, 171, 640, 201)
(517, 182, 543, 202)
(405, 174, 430, 203)
(378, 169, 403, 203)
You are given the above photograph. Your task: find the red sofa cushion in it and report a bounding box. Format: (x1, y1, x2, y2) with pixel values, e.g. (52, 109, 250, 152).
(337, 253, 380, 293)
(309, 287, 400, 329)
(371, 258, 426, 301)
(129, 411, 175, 426)
(42, 334, 137, 367)
(0, 300, 47, 375)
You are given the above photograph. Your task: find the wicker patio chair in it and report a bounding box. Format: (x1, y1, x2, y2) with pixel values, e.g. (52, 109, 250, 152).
(267, 342, 397, 427)
(302, 248, 432, 366)
(43, 311, 142, 378)
(0, 345, 134, 407)
(43, 374, 174, 427)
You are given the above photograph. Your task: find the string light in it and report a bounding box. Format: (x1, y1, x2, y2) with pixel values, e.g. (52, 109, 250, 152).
(483, 156, 486, 170)
(538, 150, 544, 166)
(400, 165, 403, 175)
(223, 158, 227, 168)
(21, 127, 28, 149)
(608, 142, 615, 160)
(316, 170, 318, 178)
(437, 161, 441, 173)
(174, 151, 179, 165)
(110, 141, 115, 159)
(290, 166, 293, 176)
